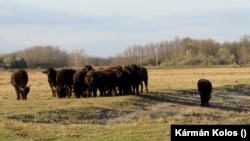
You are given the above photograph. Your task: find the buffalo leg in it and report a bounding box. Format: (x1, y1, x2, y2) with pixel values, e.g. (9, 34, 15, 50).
(14, 87, 21, 100)
(140, 82, 143, 93)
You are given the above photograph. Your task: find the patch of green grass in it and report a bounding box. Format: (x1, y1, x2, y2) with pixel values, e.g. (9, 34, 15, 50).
(0, 129, 29, 141)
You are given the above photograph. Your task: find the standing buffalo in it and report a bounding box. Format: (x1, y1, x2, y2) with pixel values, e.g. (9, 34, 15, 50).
(197, 79, 212, 107)
(43, 68, 57, 97)
(109, 65, 128, 95)
(85, 70, 98, 97)
(126, 64, 141, 95)
(56, 69, 76, 98)
(96, 68, 118, 96)
(10, 69, 30, 100)
(139, 66, 148, 93)
(73, 69, 88, 98)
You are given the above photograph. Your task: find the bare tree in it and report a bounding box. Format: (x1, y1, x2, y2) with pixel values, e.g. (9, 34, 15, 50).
(17, 46, 69, 68)
(68, 49, 88, 68)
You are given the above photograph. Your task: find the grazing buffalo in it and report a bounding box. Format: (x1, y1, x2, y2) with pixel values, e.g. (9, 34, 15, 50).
(43, 68, 57, 97)
(56, 69, 76, 98)
(10, 69, 30, 100)
(197, 79, 212, 107)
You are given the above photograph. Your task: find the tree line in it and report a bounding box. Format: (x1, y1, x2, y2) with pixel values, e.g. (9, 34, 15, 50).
(117, 35, 250, 67)
(1, 35, 250, 69)
(0, 46, 110, 69)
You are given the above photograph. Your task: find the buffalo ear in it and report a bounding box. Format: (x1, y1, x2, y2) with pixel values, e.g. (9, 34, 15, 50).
(42, 71, 47, 74)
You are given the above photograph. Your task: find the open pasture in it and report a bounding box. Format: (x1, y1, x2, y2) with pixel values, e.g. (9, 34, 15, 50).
(0, 67, 250, 141)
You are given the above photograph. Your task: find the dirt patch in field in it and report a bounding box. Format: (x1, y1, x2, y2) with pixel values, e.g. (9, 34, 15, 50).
(8, 84, 250, 125)
(9, 107, 134, 125)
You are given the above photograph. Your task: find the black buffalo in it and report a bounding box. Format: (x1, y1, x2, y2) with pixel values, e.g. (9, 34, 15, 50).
(11, 69, 30, 100)
(197, 79, 212, 107)
(56, 69, 76, 98)
(43, 67, 57, 97)
(139, 66, 148, 93)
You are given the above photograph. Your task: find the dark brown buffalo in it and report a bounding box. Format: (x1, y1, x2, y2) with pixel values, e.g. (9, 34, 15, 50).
(139, 66, 148, 93)
(56, 69, 76, 98)
(10, 69, 30, 100)
(73, 69, 88, 98)
(197, 79, 212, 107)
(109, 65, 127, 95)
(43, 68, 57, 97)
(125, 64, 141, 95)
(121, 65, 134, 95)
(85, 70, 98, 97)
(96, 68, 118, 96)
(83, 65, 94, 71)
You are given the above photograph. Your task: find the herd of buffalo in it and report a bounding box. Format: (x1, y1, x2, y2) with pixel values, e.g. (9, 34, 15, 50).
(10, 64, 212, 107)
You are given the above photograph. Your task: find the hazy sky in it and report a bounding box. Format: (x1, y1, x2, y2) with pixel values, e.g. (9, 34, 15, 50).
(1, 0, 250, 57)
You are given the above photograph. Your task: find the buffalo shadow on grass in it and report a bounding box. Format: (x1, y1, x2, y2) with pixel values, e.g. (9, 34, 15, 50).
(138, 84, 249, 113)
(220, 84, 250, 96)
(133, 90, 197, 108)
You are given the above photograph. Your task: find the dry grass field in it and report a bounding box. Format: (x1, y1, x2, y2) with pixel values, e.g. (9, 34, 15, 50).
(0, 66, 250, 141)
